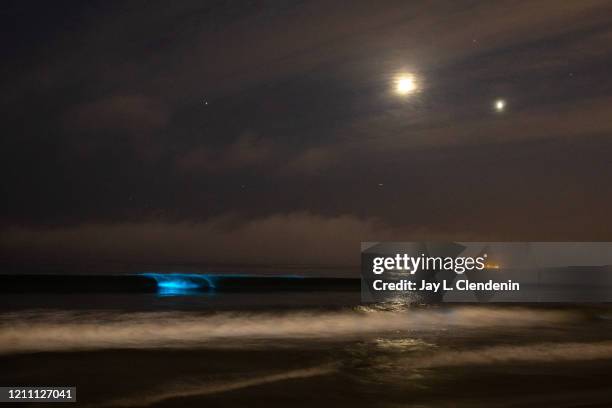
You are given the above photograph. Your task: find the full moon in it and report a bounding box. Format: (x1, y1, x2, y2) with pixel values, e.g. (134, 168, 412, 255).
(395, 75, 417, 95)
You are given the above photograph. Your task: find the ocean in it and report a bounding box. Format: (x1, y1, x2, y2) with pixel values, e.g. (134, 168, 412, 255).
(2, 276, 612, 407)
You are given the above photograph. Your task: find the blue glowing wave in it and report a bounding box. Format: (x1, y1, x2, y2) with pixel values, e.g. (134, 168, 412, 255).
(139, 273, 352, 297)
(141, 273, 217, 296)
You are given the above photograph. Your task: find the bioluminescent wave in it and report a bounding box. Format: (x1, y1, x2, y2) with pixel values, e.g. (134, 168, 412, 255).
(139, 273, 316, 296)
(143, 273, 215, 288)
(0, 307, 578, 354)
(140, 273, 216, 296)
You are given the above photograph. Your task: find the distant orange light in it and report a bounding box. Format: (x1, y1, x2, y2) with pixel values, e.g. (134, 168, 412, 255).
(485, 263, 500, 269)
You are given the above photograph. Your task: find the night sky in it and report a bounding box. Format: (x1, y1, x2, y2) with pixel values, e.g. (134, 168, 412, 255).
(1, 0, 612, 267)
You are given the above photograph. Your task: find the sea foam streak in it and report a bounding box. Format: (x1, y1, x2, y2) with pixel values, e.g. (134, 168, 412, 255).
(88, 365, 337, 407)
(0, 307, 576, 354)
(410, 341, 612, 368)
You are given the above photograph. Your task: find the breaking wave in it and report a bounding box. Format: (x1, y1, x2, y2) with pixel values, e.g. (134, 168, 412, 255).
(0, 306, 579, 354)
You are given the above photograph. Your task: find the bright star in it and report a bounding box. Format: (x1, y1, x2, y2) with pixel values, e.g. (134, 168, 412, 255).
(494, 98, 506, 112)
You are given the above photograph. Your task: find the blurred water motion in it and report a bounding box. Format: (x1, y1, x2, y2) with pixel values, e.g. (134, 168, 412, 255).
(3, 294, 612, 407)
